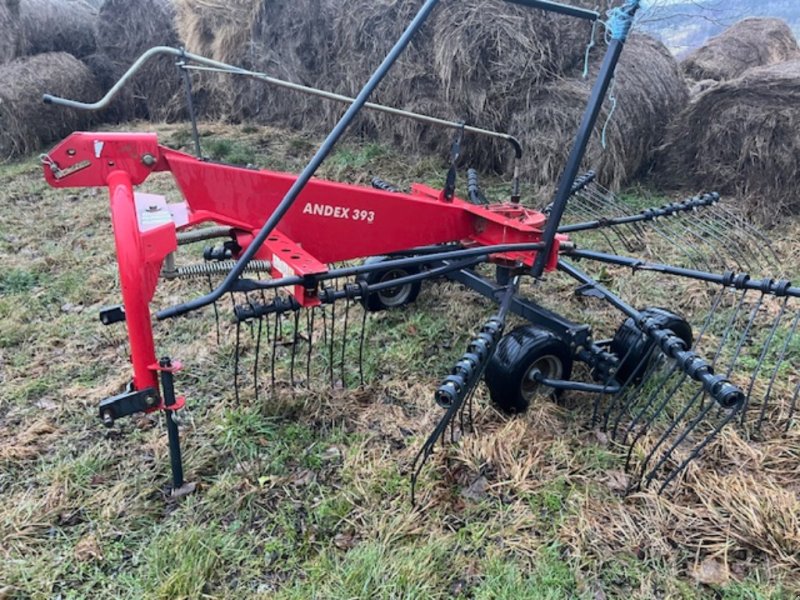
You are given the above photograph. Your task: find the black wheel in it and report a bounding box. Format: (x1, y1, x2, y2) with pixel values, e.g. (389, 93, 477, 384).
(484, 326, 574, 414)
(357, 256, 422, 312)
(611, 307, 693, 384)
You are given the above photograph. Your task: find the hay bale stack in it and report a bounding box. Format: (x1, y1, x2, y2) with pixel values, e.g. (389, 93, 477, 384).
(96, 0, 183, 121)
(175, 0, 337, 127)
(16, 0, 97, 58)
(0, 52, 99, 160)
(510, 35, 688, 203)
(655, 60, 800, 221)
(683, 18, 800, 82)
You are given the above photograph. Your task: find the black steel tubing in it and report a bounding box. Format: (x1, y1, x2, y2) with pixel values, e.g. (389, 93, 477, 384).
(504, 0, 599, 20)
(159, 358, 184, 490)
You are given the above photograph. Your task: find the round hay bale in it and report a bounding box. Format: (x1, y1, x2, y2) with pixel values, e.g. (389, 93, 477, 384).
(175, 0, 337, 127)
(0, 52, 99, 161)
(80, 52, 136, 122)
(96, 0, 184, 121)
(683, 18, 800, 82)
(16, 0, 97, 59)
(510, 35, 689, 203)
(654, 60, 800, 222)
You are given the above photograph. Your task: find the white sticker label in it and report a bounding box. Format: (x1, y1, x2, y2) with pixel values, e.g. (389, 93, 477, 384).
(272, 254, 295, 278)
(302, 202, 374, 224)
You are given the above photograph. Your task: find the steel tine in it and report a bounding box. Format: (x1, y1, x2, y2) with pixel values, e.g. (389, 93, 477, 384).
(290, 309, 300, 387)
(329, 291, 336, 388)
(607, 345, 660, 438)
(724, 293, 765, 379)
(696, 211, 760, 272)
(710, 290, 749, 368)
(600, 341, 655, 431)
(307, 306, 315, 385)
(577, 190, 639, 251)
(622, 364, 684, 445)
(583, 183, 646, 239)
(712, 204, 780, 266)
(340, 296, 351, 388)
(634, 386, 703, 486)
(655, 403, 743, 494)
(675, 212, 751, 272)
(757, 307, 799, 432)
(358, 299, 368, 386)
(567, 196, 625, 254)
(234, 319, 242, 407)
(655, 215, 715, 271)
(253, 312, 263, 403)
(612, 356, 676, 443)
(208, 274, 221, 344)
(741, 296, 788, 425)
(271, 309, 279, 391)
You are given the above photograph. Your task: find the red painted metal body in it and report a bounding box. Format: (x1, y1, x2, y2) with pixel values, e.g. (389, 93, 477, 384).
(43, 131, 564, 393)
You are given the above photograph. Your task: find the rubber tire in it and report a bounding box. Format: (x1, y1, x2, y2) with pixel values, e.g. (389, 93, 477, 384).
(484, 326, 574, 415)
(357, 256, 422, 312)
(610, 307, 693, 384)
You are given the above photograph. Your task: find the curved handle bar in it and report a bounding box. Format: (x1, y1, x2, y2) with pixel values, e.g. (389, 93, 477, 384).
(43, 46, 524, 159)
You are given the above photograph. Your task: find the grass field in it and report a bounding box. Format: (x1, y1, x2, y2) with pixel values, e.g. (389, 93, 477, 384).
(1, 122, 798, 599)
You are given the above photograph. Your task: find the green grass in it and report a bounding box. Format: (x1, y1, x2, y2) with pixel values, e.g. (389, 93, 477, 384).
(1, 122, 797, 599)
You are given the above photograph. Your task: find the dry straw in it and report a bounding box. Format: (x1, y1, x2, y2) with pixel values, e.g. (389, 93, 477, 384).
(0, 52, 99, 160)
(16, 0, 97, 59)
(655, 60, 800, 221)
(96, 0, 183, 121)
(510, 35, 688, 202)
(683, 18, 800, 82)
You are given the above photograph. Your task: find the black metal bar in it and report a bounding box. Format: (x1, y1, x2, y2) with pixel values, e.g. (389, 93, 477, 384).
(159, 357, 184, 490)
(504, 0, 599, 20)
(157, 0, 442, 320)
(537, 376, 620, 394)
(177, 59, 202, 158)
(225, 242, 545, 296)
(532, 1, 640, 276)
(566, 249, 800, 298)
(558, 193, 719, 234)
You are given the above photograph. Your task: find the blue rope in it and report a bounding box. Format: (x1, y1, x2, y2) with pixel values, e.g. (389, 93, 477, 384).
(606, 0, 640, 42)
(601, 77, 618, 149)
(582, 17, 599, 79)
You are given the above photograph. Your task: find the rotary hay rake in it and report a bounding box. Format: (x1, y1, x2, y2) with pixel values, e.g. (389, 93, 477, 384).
(39, 0, 798, 502)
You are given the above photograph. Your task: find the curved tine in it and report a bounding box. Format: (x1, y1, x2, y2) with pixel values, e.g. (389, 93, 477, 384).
(785, 380, 800, 433)
(675, 212, 752, 272)
(654, 215, 716, 272)
(593, 342, 639, 426)
(655, 403, 743, 494)
(566, 196, 625, 253)
(271, 308, 279, 391)
(622, 364, 684, 447)
(290, 310, 300, 387)
(359, 301, 368, 386)
(636, 388, 713, 484)
(577, 190, 640, 250)
(607, 345, 660, 437)
(709, 205, 778, 270)
(306, 307, 315, 386)
(597, 342, 645, 428)
(710, 210, 773, 273)
(611, 356, 676, 443)
(340, 297, 351, 388)
(329, 290, 337, 388)
(253, 315, 263, 403)
(742, 296, 788, 425)
(710, 290, 749, 368)
(724, 293, 765, 379)
(207, 275, 221, 344)
(694, 211, 761, 272)
(233, 319, 242, 407)
(583, 183, 646, 238)
(758, 308, 799, 432)
(712, 204, 780, 266)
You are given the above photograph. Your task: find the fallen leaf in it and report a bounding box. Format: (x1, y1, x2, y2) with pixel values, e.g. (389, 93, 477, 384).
(333, 531, 357, 550)
(74, 534, 103, 563)
(605, 470, 629, 493)
(290, 469, 317, 487)
(692, 558, 729, 586)
(461, 475, 489, 502)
